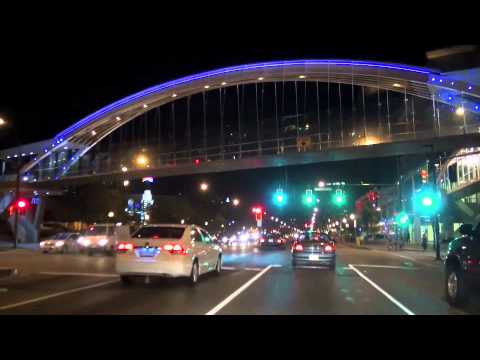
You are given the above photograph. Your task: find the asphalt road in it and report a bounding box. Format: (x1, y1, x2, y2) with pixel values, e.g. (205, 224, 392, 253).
(0, 244, 478, 315)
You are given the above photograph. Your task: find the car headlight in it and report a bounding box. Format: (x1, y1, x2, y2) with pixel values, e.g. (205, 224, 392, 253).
(98, 239, 108, 246)
(39, 241, 45, 247)
(55, 241, 65, 247)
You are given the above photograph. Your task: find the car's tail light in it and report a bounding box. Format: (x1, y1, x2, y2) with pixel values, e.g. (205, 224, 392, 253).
(164, 243, 187, 255)
(277, 239, 282, 244)
(294, 244, 304, 251)
(117, 242, 134, 252)
(325, 244, 334, 252)
(260, 239, 265, 243)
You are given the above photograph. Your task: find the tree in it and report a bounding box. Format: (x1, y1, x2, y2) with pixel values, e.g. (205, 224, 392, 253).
(360, 204, 381, 234)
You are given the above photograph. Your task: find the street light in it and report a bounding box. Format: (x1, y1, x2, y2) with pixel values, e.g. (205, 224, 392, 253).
(123, 180, 130, 187)
(455, 106, 465, 116)
(349, 213, 355, 220)
(135, 154, 149, 167)
(108, 211, 115, 218)
(200, 182, 209, 191)
(232, 198, 240, 206)
(121, 166, 128, 172)
(0, 118, 5, 126)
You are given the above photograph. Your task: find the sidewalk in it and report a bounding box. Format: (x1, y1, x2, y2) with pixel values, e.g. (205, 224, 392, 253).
(342, 241, 446, 262)
(0, 240, 39, 251)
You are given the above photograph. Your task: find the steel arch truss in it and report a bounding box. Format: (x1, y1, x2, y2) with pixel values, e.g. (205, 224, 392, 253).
(21, 59, 480, 177)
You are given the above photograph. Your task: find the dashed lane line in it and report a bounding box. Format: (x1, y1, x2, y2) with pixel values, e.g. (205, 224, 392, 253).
(351, 264, 419, 270)
(349, 264, 415, 315)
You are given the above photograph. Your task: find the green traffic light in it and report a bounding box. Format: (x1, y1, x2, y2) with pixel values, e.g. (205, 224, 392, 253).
(422, 197, 433, 207)
(302, 189, 316, 207)
(413, 187, 441, 216)
(273, 189, 287, 207)
(395, 212, 409, 226)
(332, 189, 346, 206)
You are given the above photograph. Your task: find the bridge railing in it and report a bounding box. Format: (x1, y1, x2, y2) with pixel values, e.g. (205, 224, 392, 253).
(12, 122, 480, 182)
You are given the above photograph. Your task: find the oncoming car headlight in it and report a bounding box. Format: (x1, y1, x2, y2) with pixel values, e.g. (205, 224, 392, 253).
(39, 241, 45, 247)
(98, 239, 108, 247)
(55, 241, 65, 247)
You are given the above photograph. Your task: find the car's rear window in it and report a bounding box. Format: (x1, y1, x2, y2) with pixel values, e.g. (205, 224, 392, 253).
(299, 233, 331, 242)
(133, 227, 185, 239)
(54, 233, 69, 239)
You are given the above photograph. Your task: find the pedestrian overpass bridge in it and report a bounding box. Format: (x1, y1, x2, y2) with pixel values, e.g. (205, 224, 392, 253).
(1, 59, 479, 186)
(1, 59, 480, 243)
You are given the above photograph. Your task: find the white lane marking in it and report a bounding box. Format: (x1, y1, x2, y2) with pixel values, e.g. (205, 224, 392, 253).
(222, 266, 237, 270)
(244, 267, 263, 271)
(39, 272, 118, 278)
(0, 280, 118, 311)
(351, 264, 418, 270)
(372, 250, 416, 262)
(0, 288, 7, 292)
(271, 264, 283, 268)
(206, 265, 273, 315)
(349, 264, 415, 315)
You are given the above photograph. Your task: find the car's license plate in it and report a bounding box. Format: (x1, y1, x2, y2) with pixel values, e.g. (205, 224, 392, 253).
(309, 254, 320, 261)
(138, 248, 158, 257)
(268, 239, 274, 243)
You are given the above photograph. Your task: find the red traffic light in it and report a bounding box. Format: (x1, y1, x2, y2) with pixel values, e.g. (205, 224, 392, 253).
(17, 200, 27, 208)
(251, 206, 263, 214)
(194, 159, 201, 166)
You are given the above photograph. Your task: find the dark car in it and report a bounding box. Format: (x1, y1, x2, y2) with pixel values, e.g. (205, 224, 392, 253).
(291, 232, 336, 270)
(258, 232, 287, 249)
(444, 223, 480, 305)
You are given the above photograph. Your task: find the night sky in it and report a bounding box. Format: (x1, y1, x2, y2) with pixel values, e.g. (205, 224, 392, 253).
(0, 39, 458, 148)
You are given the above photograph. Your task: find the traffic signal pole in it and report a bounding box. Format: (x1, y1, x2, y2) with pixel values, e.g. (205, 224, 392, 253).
(13, 166, 20, 249)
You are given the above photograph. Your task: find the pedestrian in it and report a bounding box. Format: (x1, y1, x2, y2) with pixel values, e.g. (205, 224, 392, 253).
(421, 232, 428, 251)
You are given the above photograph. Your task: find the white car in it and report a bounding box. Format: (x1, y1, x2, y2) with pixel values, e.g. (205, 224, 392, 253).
(116, 224, 223, 285)
(40, 232, 80, 253)
(77, 223, 117, 256)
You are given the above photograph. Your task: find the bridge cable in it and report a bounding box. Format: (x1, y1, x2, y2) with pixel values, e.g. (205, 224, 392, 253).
(386, 90, 391, 138)
(236, 84, 242, 159)
(255, 83, 261, 154)
(295, 80, 299, 140)
(316, 81, 321, 150)
(157, 106, 162, 151)
(377, 86, 382, 138)
(339, 83, 344, 146)
(186, 95, 192, 158)
(171, 101, 176, 164)
(327, 64, 331, 147)
(411, 96, 416, 139)
(351, 66, 356, 141)
(203, 91, 208, 160)
(274, 82, 279, 154)
(404, 87, 409, 136)
(219, 87, 225, 159)
(362, 86, 367, 141)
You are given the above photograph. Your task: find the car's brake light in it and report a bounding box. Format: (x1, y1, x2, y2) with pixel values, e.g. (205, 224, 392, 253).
(117, 242, 134, 252)
(260, 239, 265, 243)
(164, 243, 187, 255)
(325, 244, 334, 252)
(294, 244, 304, 251)
(277, 239, 282, 244)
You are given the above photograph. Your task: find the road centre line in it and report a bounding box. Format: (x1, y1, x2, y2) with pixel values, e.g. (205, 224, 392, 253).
(206, 265, 273, 315)
(348, 264, 415, 315)
(0, 280, 118, 311)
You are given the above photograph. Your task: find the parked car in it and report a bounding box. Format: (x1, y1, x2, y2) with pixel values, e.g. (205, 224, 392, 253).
(40, 232, 80, 253)
(444, 223, 480, 305)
